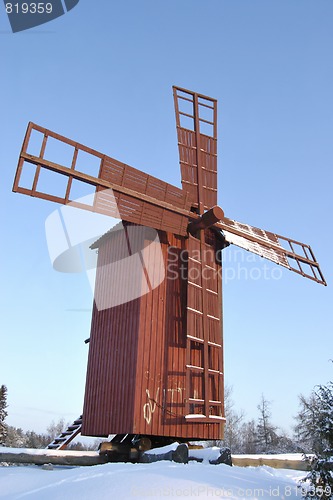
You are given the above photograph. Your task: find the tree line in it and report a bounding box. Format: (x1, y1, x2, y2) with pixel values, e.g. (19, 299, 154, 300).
(221, 389, 301, 454)
(1, 381, 332, 456)
(221, 384, 333, 456)
(0, 386, 97, 450)
(1, 379, 332, 498)
(220, 380, 333, 499)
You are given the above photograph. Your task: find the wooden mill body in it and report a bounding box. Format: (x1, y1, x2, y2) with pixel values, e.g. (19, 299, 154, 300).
(82, 223, 225, 440)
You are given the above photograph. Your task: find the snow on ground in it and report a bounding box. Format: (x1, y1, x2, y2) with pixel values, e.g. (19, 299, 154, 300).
(0, 461, 307, 499)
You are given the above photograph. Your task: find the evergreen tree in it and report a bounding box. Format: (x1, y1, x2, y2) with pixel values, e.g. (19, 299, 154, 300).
(0, 385, 8, 444)
(315, 383, 333, 455)
(297, 382, 333, 499)
(24, 430, 50, 449)
(295, 392, 322, 453)
(4, 426, 26, 447)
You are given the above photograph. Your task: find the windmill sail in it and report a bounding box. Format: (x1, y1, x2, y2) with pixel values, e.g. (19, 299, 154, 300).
(184, 233, 225, 423)
(173, 86, 218, 212)
(173, 88, 224, 424)
(13, 122, 193, 235)
(217, 218, 326, 286)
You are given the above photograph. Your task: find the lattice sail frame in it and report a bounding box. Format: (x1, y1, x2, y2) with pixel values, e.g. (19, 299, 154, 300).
(173, 85, 325, 423)
(13, 122, 193, 236)
(173, 86, 218, 213)
(173, 87, 225, 422)
(184, 233, 225, 423)
(218, 218, 326, 286)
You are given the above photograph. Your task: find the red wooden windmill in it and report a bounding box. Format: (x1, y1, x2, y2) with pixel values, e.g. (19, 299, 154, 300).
(13, 86, 326, 447)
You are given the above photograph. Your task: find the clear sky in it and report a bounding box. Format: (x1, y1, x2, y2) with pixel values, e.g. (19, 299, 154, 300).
(1, 0, 332, 435)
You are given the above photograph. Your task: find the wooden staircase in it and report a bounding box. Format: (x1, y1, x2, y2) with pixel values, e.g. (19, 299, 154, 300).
(46, 415, 83, 450)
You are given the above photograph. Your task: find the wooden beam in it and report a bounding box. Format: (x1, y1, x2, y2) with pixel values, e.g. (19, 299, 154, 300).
(217, 218, 322, 269)
(18, 152, 192, 218)
(0, 447, 107, 467)
(188, 206, 224, 234)
(231, 455, 309, 471)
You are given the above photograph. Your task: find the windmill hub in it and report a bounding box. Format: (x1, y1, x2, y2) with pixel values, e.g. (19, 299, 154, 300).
(188, 205, 225, 234)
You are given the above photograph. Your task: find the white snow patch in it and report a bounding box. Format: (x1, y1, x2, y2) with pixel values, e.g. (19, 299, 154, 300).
(0, 447, 99, 458)
(143, 442, 179, 455)
(189, 446, 222, 462)
(232, 453, 307, 461)
(0, 461, 306, 499)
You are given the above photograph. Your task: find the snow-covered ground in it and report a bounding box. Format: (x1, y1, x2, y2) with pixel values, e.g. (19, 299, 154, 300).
(0, 461, 307, 499)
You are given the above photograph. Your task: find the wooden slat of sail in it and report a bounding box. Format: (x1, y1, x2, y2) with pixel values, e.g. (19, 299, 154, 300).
(218, 217, 327, 286)
(13, 122, 192, 236)
(173, 87, 218, 211)
(185, 234, 224, 424)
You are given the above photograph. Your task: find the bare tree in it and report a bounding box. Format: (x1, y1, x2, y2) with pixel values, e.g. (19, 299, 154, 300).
(46, 418, 68, 442)
(221, 385, 245, 452)
(239, 419, 258, 454)
(256, 394, 278, 452)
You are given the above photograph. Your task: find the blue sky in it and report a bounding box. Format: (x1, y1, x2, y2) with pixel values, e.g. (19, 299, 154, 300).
(1, 0, 332, 435)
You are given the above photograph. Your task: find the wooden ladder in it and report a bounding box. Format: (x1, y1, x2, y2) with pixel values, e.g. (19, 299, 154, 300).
(46, 415, 83, 450)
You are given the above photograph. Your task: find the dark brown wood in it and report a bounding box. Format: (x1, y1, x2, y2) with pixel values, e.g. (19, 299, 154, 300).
(173, 86, 218, 211)
(82, 226, 225, 439)
(47, 416, 82, 450)
(188, 206, 224, 233)
(218, 218, 326, 285)
(13, 123, 193, 236)
(12, 123, 326, 285)
(184, 233, 224, 425)
(174, 87, 224, 427)
(19, 152, 190, 218)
